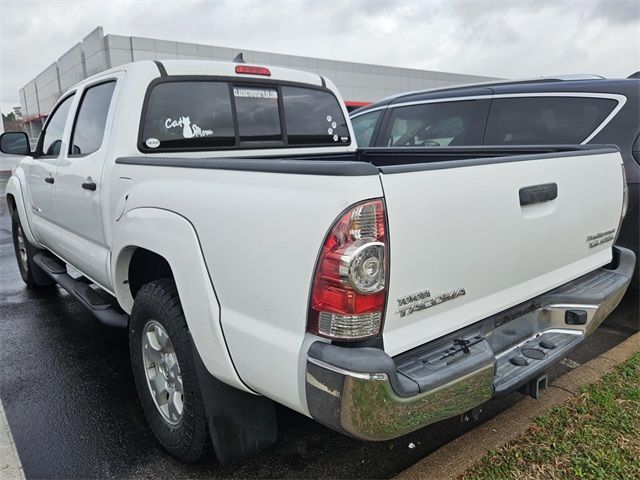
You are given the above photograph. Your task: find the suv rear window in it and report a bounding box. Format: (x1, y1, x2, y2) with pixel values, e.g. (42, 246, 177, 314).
(484, 96, 617, 145)
(140, 80, 350, 152)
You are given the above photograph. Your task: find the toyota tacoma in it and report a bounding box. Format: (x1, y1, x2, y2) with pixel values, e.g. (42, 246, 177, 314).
(2, 60, 634, 463)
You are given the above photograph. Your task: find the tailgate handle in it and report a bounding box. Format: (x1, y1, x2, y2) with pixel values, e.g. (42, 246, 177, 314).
(519, 183, 557, 206)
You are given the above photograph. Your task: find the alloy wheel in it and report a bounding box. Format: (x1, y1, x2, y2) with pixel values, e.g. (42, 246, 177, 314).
(142, 320, 184, 425)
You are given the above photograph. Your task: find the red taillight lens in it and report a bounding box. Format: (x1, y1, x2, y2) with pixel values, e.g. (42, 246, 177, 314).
(308, 199, 388, 340)
(235, 65, 271, 76)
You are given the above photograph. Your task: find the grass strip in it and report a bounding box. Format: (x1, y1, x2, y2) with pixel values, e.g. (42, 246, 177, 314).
(462, 352, 640, 480)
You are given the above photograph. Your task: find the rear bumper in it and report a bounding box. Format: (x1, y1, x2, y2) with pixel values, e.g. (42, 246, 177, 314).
(305, 246, 635, 441)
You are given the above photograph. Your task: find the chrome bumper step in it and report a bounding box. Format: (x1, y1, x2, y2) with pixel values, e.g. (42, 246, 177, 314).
(305, 246, 635, 441)
(494, 329, 581, 395)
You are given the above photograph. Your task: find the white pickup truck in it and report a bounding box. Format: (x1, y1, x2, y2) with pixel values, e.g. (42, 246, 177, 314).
(2, 60, 635, 463)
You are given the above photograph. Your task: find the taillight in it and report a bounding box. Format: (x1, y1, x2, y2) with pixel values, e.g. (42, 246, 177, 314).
(307, 199, 388, 340)
(235, 65, 271, 76)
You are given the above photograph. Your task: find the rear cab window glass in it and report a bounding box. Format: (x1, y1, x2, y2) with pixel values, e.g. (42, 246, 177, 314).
(140, 80, 350, 152)
(142, 82, 235, 151)
(484, 96, 618, 145)
(383, 100, 489, 147)
(282, 87, 350, 145)
(233, 86, 282, 143)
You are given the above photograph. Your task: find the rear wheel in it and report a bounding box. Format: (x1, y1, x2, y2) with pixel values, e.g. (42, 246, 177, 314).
(129, 278, 209, 462)
(11, 213, 54, 288)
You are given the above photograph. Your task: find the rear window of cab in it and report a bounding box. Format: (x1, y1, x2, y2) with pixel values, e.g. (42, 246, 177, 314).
(140, 80, 351, 152)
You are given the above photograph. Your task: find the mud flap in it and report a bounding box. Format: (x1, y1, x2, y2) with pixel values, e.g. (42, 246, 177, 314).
(191, 345, 277, 464)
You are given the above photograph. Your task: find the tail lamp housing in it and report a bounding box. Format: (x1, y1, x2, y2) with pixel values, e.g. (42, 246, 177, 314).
(307, 199, 388, 341)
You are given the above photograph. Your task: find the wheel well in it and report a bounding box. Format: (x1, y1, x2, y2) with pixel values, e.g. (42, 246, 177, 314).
(128, 248, 173, 300)
(6, 194, 16, 218)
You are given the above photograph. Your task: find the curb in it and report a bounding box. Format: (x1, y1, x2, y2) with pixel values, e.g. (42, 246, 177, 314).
(0, 397, 25, 480)
(395, 331, 640, 480)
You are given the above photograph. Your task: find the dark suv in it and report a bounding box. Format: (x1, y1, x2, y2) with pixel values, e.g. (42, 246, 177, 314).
(351, 75, 640, 287)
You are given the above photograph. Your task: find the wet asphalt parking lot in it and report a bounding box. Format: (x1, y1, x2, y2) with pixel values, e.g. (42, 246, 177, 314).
(0, 172, 638, 479)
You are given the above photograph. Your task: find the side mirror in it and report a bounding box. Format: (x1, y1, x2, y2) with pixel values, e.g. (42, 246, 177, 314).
(0, 132, 31, 156)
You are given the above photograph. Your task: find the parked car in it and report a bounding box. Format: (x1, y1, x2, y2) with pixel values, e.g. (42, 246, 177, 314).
(2, 62, 634, 463)
(351, 75, 640, 287)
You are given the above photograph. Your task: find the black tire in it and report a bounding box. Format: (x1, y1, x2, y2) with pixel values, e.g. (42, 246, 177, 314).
(11, 212, 54, 288)
(129, 278, 209, 462)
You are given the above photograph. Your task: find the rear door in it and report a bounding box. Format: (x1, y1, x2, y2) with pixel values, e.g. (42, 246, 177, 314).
(375, 90, 492, 148)
(53, 74, 121, 288)
(379, 148, 625, 355)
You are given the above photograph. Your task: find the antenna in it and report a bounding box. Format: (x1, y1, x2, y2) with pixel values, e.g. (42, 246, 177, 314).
(233, 52, 246, 64)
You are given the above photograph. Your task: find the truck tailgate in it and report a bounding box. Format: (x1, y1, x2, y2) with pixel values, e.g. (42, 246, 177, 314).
(378, 148, 624, 356)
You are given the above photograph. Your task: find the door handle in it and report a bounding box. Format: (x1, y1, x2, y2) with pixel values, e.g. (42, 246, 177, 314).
(82, 182, 97, 191)
(45, 176, 54, 184)
(519, 183, 557, 206)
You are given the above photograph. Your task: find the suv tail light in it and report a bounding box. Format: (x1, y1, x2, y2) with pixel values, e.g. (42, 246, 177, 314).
(307, 199, 388, 340)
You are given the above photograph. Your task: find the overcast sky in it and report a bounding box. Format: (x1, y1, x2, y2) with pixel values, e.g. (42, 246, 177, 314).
(1, 0, 639, 113)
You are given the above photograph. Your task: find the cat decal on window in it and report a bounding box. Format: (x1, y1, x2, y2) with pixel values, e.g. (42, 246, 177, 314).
(165, 116, 213, 138)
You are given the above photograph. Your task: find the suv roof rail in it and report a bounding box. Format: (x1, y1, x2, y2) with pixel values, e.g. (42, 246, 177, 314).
(375, 74, 607, 105)
(542, 74, 605, 80)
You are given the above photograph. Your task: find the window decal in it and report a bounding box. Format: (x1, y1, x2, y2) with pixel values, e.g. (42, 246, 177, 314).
(233, 87, 278, 99)
(326, 115, 339, 140)
(145, 138, 160, 148)
(164, 116, 213, 138)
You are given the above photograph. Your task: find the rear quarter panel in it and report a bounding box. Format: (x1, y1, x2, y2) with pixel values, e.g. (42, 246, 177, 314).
(114, 163, 383, 413)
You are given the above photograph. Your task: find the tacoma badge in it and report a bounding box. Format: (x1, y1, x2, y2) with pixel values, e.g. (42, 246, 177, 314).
(396, 288, 467, 318)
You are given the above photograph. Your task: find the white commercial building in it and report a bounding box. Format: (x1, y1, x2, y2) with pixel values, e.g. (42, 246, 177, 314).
(19, 26, 498, 138)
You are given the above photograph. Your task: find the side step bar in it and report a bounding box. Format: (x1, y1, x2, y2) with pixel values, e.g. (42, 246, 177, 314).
(33, 253, 129, 328)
